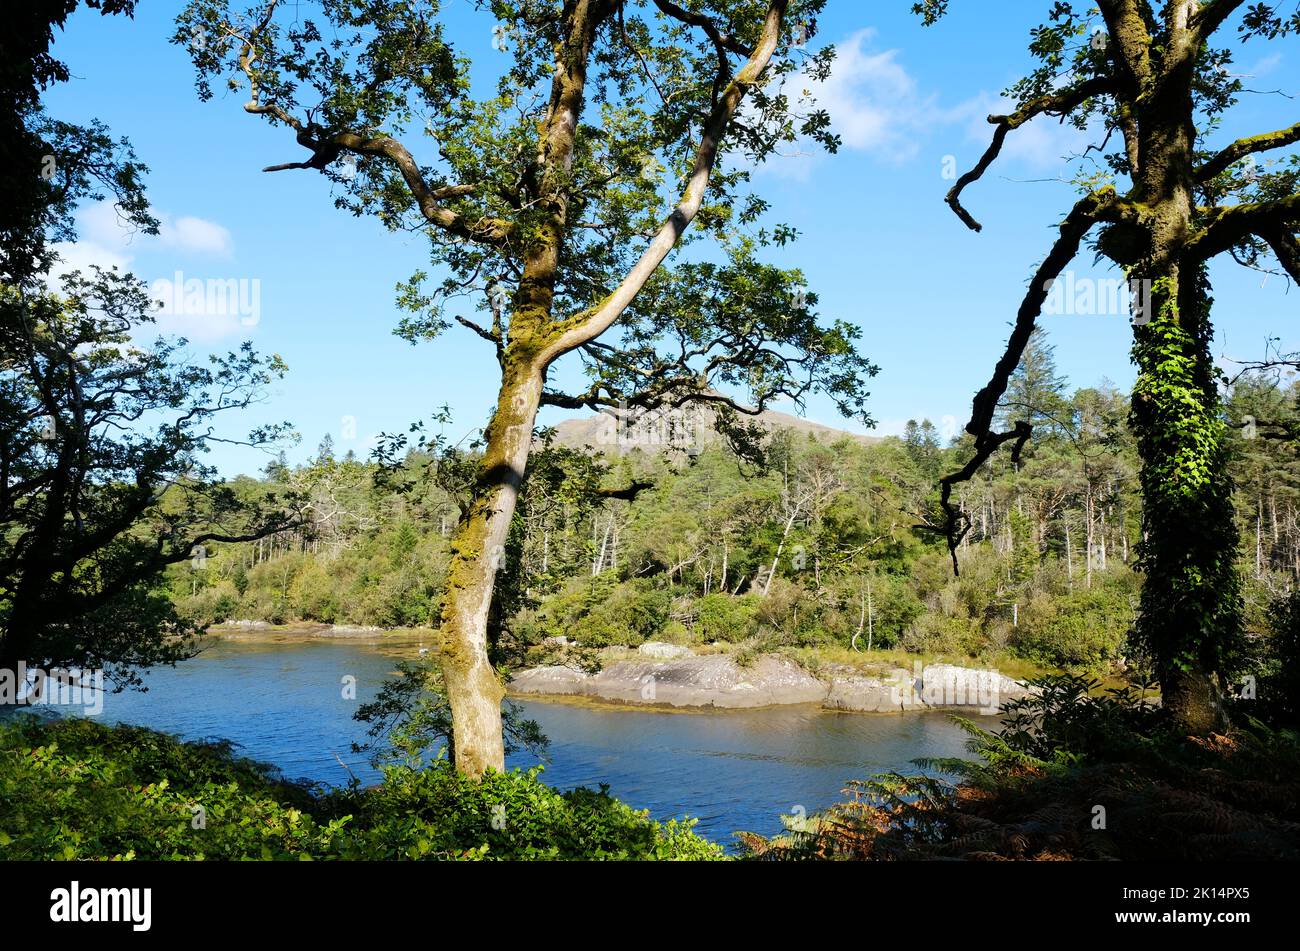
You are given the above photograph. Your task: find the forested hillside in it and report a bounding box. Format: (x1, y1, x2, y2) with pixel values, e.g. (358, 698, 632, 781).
(168, 331, 1300, 677)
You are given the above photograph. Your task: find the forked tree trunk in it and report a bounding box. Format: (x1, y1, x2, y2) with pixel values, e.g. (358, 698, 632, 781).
(436, 365, 544, 778)
(427, 0, 789, 777)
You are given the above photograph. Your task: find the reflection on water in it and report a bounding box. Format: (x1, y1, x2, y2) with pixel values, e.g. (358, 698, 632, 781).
(95, 639, 973, 843)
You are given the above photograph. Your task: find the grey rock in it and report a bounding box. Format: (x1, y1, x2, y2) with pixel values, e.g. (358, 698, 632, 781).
(507, 654, 1033, 717)
(821, 666, 924, 712)
(507, 654, 827, 708)
(593, 655, 828, 708)
(920, 663, 1033, 713)
(327, 624, 386, 637)
(637, 641, 692, 659)
(509, 665, 591, 695)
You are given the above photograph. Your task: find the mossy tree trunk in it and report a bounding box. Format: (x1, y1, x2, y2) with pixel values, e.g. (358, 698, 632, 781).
(437, 361, 544, 777)
(431, 0, 602, 777)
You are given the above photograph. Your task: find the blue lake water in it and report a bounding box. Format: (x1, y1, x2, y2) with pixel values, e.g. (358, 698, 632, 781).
(90, 638, 973, 845)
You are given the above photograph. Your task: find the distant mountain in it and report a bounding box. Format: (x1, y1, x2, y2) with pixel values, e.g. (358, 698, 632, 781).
(548, 403, 882, 455)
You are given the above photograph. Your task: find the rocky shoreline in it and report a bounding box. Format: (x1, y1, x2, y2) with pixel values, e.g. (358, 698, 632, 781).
(211, 624, 1036, 715)
(209, 620, 427, 640)
(509, 643, 1035, 715)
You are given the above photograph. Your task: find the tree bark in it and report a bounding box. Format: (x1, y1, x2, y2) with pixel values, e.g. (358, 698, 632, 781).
(1161, 663, 1227, 735)
(436, 366, 543, 778)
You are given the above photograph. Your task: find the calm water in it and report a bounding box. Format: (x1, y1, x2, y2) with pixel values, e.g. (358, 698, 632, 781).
(90, 639, 973, 844)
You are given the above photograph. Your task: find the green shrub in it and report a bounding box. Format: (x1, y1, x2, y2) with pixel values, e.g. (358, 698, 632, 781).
(1014, 585, 1134, 671)
(175, 579, 241, 627)
(694, 593, 760, 643)
(0, 715, 330, 861)
(516, 576, 671, 648)
(899, 612, 983, 656)
(335, 760, 723, 860)
(0, 716, 722, 861)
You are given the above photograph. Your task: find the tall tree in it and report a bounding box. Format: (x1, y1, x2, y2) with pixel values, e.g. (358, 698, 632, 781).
(999, 327, 1068, 436)
(0, 271, 297, 685)
(177, 0, 877, 776)
(0, 1, 148, 286)
(917, 0, 1300, 731)
(0, 0, 298, 687)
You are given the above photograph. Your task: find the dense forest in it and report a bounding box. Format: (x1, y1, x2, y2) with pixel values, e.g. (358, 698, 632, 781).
(166, 329, 1300, 681)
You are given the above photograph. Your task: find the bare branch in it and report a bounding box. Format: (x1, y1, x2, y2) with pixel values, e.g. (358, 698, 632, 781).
(932, 188, 1117, 571)
(946, 77, 1112, 232)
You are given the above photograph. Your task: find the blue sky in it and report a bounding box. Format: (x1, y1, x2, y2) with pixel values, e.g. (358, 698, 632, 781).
(43, 1, 1299, 476)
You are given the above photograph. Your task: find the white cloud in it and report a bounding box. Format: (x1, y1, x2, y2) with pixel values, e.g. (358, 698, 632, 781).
(159, 215, 233, 257)
(47, 239, 132, 284)
(152, 310, 256, 343)
(78, 202, 145, 251)
(762, 27, 1104, 180)
(76, 202, 233, 258)
(807, 28, 940, 162)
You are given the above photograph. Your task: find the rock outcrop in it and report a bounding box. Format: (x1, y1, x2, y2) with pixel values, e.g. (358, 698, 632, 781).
(511, 654, 828, 709)
(509, 653, 1035, 715)
(918, 663, 1035, 712)
(637, 641, 693, 660)
(821, 666, 925, 713)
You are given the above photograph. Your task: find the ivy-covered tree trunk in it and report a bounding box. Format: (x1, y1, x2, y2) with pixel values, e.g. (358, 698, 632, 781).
(1130, 266, 1241, 732)
(1127, 82, 1242, 731)
(921, 1, 1300, 735)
